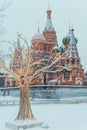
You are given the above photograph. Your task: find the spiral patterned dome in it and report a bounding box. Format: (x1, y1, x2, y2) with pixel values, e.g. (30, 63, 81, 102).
(62, 36, 70, 45)
(62, 29, 78, 45)
(31, 32, 46, 44)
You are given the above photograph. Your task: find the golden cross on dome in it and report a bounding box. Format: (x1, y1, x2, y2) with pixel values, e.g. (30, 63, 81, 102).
(37, 22, 40, 32)
(48, 1, 50, 10)
(68, 20, 71, 30)
(47, 0, 52, 13)
(71, 24, 74, 30)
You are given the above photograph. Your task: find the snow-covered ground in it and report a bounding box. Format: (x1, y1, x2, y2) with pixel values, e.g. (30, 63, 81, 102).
(0, 96, 87, 130)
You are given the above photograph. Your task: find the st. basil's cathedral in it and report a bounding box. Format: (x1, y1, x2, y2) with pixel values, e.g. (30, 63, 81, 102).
(31, 7, 84, 85)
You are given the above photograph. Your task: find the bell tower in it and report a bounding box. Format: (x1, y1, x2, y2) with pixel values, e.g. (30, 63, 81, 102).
(43, 7, 58, 52)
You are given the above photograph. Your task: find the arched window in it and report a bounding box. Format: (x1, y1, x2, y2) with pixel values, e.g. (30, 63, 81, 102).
(71, 59, 75, 65)
(77, 59, 80, 65)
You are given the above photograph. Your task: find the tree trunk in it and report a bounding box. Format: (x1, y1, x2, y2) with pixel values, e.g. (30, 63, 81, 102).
(16, 85, 35, 120)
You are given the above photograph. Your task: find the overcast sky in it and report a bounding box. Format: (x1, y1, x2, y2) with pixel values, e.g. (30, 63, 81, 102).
(1, 0, 87, 70)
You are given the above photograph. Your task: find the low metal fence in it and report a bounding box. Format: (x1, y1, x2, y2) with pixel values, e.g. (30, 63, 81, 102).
(1, 87, 87, 100)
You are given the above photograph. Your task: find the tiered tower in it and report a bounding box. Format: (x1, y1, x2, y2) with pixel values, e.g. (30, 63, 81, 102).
(31, 28, 47, 84)
(11, 38, 22, 71)
(43, 7, 58, 52)
(61, 28, 84, 85)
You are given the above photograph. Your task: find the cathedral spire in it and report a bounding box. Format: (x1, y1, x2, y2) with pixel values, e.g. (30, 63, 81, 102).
(43, 5, 58, 50)
(48, 1, 50, 10)
(68, 21, 71, 31)
(47, 1, 51, 16)
(44, 5, 54, 31)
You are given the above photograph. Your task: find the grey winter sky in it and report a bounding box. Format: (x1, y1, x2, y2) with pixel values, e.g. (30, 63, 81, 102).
(1, 0, 87, 70)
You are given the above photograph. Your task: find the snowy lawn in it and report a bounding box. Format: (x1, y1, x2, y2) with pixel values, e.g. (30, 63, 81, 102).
(0, 102, 87, 130)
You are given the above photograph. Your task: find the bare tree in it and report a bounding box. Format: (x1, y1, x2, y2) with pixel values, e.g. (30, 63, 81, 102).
(0, 34, 63, 120)
(0, 0, 10, 36)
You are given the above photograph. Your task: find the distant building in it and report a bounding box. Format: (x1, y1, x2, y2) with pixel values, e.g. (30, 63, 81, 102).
(84, 72, 87, 85)
(0, 73, 5, 87)
(10, 7, 85, 86)
(31, 7, 84, 85)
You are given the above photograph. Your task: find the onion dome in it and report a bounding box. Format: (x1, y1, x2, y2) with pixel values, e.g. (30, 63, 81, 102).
(62, 28, 79, 58)
(67, 29, 78, 44)
(62, 29, 78, 45)
(59, 44, 65, 53)
(52, 45, 60, 53)
(47, 8, 52, 14)
(31, 31, 46, 45)
(62, 36, 70, 45)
